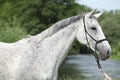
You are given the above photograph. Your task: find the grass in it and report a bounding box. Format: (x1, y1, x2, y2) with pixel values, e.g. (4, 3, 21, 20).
(58, 71, 85, 80)
(111, 54, 120, 60)
(111, 47, 120, 60)
(58, 75, 84, 80)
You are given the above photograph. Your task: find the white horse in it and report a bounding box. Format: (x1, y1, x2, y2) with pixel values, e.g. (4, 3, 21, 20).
(0, 9, 111, 80)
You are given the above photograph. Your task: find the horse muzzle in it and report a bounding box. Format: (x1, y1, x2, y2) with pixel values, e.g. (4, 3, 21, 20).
(101, 49, 111, 60)
(96, 41, 112, 60)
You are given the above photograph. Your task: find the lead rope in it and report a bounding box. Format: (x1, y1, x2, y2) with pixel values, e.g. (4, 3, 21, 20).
(83, 15, 112, 80)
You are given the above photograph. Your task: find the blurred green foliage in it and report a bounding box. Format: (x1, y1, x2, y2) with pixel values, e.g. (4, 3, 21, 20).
(0, 0, 120, 59)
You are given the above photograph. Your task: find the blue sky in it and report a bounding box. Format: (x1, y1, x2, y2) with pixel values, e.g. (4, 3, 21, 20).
(77, 0, 120, 11)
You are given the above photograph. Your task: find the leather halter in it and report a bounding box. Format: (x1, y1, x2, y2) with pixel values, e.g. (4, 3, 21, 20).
(83, 15, 107, 69)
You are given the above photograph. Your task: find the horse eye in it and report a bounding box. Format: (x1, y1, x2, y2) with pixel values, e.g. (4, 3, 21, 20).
(91, 27, 96, 30)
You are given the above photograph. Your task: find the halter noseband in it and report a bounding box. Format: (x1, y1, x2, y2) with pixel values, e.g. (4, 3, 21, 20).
(83, 15, 107, 69)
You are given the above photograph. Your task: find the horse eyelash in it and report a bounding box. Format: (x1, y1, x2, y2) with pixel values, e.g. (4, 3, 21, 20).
(91, 26, 97, 30)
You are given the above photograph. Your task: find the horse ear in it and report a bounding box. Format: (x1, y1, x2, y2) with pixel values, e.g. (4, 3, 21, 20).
(94, 11, 103, 18)
(89, 8, 97, 18)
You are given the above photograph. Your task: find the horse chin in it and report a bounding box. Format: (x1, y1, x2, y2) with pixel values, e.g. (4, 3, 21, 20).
(101, 57, 108, 60)
(100, 53, 110, 61)
(96, 51, 109, 61)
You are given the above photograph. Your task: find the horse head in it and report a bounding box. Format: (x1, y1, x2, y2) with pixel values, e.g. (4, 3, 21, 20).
(76, 9, 111, 60)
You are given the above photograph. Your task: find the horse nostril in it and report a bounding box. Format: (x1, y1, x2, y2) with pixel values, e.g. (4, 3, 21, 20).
(107, 50, 111, 57)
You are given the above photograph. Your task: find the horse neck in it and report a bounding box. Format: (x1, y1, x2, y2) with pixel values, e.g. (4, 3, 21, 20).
(34, 22, 80, 70)
(50, 24, 78, 67)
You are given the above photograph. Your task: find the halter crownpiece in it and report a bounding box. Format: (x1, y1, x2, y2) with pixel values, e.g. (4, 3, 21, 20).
(83, 14, 112, 80)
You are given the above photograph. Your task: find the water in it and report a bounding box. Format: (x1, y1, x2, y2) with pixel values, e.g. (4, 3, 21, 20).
(60, 54, 120, 80)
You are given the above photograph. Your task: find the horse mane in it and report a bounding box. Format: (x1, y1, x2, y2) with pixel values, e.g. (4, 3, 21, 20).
(49, 14, 83, 35)
(31, 14, 84, 43)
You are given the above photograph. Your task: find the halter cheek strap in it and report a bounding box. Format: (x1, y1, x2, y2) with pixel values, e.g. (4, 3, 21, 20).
(83, 15, 107, 69)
